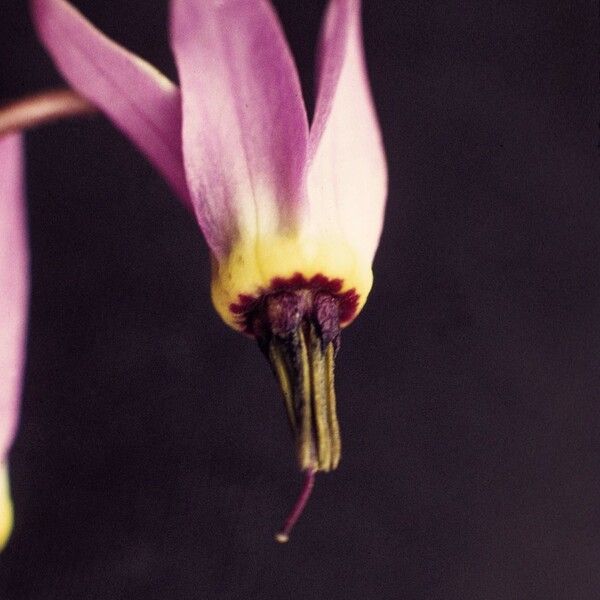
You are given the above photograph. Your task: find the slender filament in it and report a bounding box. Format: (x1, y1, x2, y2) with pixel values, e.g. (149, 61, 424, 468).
(325, 342, 341, 469)
(292, 328, 315, 471)
(308, 325, 332, 471)
(268, 340, 296, 432)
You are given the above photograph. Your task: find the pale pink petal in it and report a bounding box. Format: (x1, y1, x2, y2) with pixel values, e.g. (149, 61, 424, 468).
(30, 0, 191, 209)
(308, 0, 387, 263)
(0, 134, 28, 462)
(170, 0, 309, 257)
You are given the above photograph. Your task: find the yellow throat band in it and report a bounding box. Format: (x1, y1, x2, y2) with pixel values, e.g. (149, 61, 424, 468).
(0, 463, 13, 551)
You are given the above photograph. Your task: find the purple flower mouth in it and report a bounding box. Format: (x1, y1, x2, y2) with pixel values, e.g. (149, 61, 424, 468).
(229, 272, 360, 336)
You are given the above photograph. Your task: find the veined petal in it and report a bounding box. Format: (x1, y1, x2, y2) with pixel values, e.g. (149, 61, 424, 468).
(308, 0, 387, 264)
(0, 134, 28, 550)
(30, 0, 191, 209)
(170, 0, 309, 257)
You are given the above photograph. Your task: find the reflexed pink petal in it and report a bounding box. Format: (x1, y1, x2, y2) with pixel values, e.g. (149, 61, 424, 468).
(308, 0, 387, 263)
(0, 134, 28, 463)
(30, 0, 191, 209)
(170, 0, 309, 257)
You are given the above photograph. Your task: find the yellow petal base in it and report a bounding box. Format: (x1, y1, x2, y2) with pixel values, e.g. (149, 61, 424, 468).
(211, 232, 373, 332)
(0, 464, 14, 551)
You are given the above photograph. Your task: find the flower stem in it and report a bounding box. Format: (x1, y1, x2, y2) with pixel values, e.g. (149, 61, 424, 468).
(275, 468, 316, 543)
(0, 89, 96, 137)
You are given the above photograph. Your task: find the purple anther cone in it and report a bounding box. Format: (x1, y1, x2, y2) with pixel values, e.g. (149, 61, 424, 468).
(266, 292, 305, 338)
(313, 292, 341, 349)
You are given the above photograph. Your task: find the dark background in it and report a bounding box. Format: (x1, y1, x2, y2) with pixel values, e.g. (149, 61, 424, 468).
(1, 0, 598, 598)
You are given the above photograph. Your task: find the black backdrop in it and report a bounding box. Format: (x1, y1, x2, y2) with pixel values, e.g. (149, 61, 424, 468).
(0, 1, 598, 598)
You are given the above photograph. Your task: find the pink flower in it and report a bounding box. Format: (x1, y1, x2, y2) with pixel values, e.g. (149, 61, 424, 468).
(32, 0, 387, 539)
(0, 133, 29, 550)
